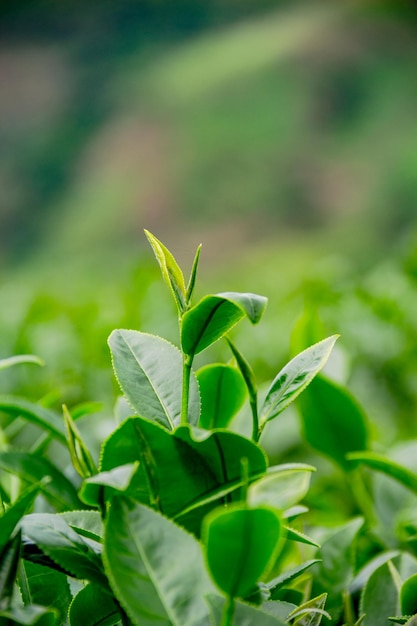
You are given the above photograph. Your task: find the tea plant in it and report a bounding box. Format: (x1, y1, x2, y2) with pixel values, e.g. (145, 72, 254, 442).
(1, 231, 417, 625)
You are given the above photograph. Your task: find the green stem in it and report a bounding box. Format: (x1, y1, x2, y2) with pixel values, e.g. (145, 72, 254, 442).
(221, 595, 235, 626)
(250, 397, 260, 442)
(181, 354, 193, 425)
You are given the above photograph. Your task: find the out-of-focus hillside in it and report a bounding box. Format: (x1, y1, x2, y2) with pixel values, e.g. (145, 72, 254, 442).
(1, 0, 417, 274)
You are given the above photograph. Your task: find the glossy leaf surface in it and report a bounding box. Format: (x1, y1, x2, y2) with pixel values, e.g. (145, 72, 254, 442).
(297, 376, 368, 471)
(197, 363, 247, 429)
(401, 573, 417, 616)
(260, 335, 338, 425)
(80, 463, 138, 508)
(203, 505, 281, 599)
(181, 292, 267, 356)
(109, 330, 200, 428)
(20, 561, 72, 626)
(69, 583, 120, 626)
(103, 497, 214, 626)
(248, 463, 315, 511)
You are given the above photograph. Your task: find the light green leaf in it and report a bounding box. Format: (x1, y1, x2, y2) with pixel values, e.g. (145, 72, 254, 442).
(203, 504, 281, 599)
(206, 594, 287, 625)
(80, 463, 139, 508)
(0, 451, 82, 512)
(289, 593, 330, 625)
(0, 356, 44, 372)
(21, 513, 108, 588)
(103, 497, 214, 626)
(63, 405, 97, 479)
(69, 583, 120, 626)
(59, 510, 103, 542)
(144, 229, 187, 313)
(181, 292, 267, 356)
(401, 573, 417, 616)
(0, 396, 65, 444)
(0, 484, 40, 554)
(360, 562, 400, 626)
(197, 364, 247, 429)
(297, 376, 368, 471)
(347, 451, 417, 494)
(226, 338, 258, 407)
(248, 464, 315, 511)
(260, 335, 339, 426)
(108, 330, 200, 429)
(186, 243, 202, 302)
(284, 526, 320, 548)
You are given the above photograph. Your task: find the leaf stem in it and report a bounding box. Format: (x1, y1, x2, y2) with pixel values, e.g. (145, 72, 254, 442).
(181, 354, 193, 425)
(251, 398, 260, 442)
(221, 595, 235, 626)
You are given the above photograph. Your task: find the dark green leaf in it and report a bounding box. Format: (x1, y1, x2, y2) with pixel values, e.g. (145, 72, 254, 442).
(197, 364, 247, 429)
(69, 583, 120, 626)
(226, 338, 258, 407)
(0, 396, 65, 444)
(203, 504, 281, 599)
(261, 336, 338, 426)
(0, 451, 83, 512)
(103, 497, 214, 626)
(0, 484, 40, 554)
(401, 573, 417, 616)
(181, 292, 267, 356)
(108, 330, 200, 428)
(297, 376, 368, 471)
(19, 561, 72, 625)
(0, 531, 21, 610)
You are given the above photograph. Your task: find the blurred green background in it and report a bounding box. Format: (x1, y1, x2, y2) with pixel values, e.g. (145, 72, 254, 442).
(1, 0, 417, 448)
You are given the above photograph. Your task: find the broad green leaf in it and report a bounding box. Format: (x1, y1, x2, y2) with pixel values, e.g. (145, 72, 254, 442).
(261, 600, 296, 621)
(260, 336, 339, 426)
(197, 363, 247, 429)
(63, 405, 97, 479)
(80, 463, 139, 508)
(0, 531, 21, 610)
(0, 605, 56, 626)
(360, 562, 400, 626)
(266, 560, 321, 597)
(0, 451, 83, 512)
(0, 396, 65, 444)
(248, 464, 315, 511)
(69, 583, 120, 626)
(181, 292, 267, 356)
(59, 510, 103, 542)
(108, 330, 200, 428)
(19, 561, 72, 625)
(144, 229, 187, 313)
(347, 451, 417, 494)
(100, 417, 267, 534)
(297, 376, 368, 471)
(401, 573, 417, 616)
(103, 497, 215, 626)
(206, 594, 287, 625)
(350, 550, 401, 594)
(0, 484, 40, 554)
(203, 505, 281, 599)
(21, 513, 108, 588)
(0, 356, 44, 372)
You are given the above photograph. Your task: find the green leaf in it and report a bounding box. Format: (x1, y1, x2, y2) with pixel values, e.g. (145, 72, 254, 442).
(19, 561, 72, 625)
(103, 497, 214, 626)
(186, 243, 202, 302)
(108, 330, 200, 429)
(360, 562, 400, 626)
(80, 463, 139, 508)
(289, 593, 330, 625)
(181, 292, 267, 356)
(59, 510, 103, 542)
(69, 583, 120, 626)
(206, 594, 287, 625)
(0, 396, 65, 444)
(0, 605, 56, 626)
(297, 376, 368, 471)
(21, 513, 108, 588)
(100, 417, 267, 534)
(0, 531, 21, 610)
(0, 356, 44, 372)
(203, 504, 281, 599)
(226, 338, 258, 407)
(0, 451, 83, 512)
(248, 464, 315, 511)
(266, 560, 321, 597)
(284, 526, 320, 548)
(347, 452, 417, 495)
(144, 229, 187, 313)
(401, 573, 417, 616)
(260, 336, 339, 426)
(197, 364, 247, 429)
(0, 484, 40, 554)
(63, 405, 97, 479)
